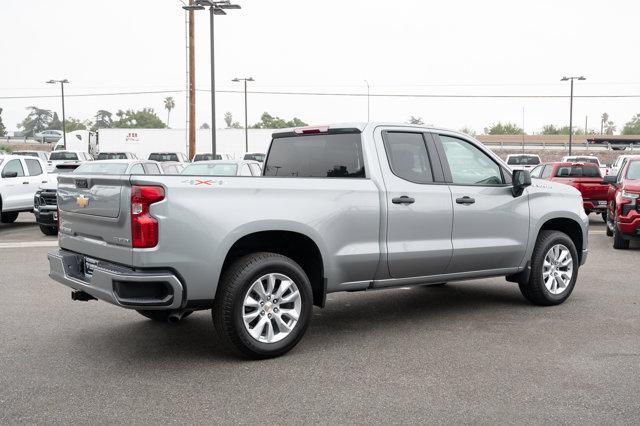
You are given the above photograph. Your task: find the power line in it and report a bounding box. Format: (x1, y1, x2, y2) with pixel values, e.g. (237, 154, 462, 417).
(2, 88, 640, 100)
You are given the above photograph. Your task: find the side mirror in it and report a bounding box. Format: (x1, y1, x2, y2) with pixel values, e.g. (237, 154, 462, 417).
(602, 175, 617, 185)
(512, 169, 531, 197)
(1, 171, 18, 178)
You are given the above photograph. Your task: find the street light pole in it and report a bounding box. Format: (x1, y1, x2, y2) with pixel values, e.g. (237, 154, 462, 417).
(232, 77, 254, 152)
(364, 80, 370, 122)
(47, 79, 69, 149)
(209, 5, 216, 157)
(182, 0, 241, 157)
(561, 76, 586, 156)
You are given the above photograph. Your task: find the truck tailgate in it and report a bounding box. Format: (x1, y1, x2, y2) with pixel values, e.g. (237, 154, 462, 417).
(574, 178, 609, 201)
(56, 174, 134, 266)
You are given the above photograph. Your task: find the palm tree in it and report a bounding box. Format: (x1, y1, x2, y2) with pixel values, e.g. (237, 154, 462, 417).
(604, 120, 616, 135)
(601, 112, 609, 134)
(164, 97, 175, 128)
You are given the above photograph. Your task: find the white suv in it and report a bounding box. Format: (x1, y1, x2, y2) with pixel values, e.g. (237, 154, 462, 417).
(0, 155, 50, 223)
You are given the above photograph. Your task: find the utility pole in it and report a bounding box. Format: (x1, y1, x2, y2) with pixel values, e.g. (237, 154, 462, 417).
(187, 1, 196, 160)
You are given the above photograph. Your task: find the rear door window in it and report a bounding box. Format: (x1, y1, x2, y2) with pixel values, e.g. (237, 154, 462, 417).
(129, 164, 145, 174)
(383, 132, 434, 184)
(143, 163, 161, 174)
(25, 159, 43, 176)
(264, 132, 365, 178)
(49, 152, 79, 161)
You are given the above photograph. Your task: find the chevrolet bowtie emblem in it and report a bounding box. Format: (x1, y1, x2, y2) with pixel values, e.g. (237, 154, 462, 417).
(76, 195, 89, 208)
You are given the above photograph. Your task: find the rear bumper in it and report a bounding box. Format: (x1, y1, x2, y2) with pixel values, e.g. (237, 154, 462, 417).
(48, 249, 184, 310)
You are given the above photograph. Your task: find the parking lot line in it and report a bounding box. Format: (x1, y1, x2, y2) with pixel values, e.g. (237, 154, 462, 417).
(0, 241, 59, 249)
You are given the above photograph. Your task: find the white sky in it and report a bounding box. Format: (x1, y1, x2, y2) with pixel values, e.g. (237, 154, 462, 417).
(1, 0, 639, 134)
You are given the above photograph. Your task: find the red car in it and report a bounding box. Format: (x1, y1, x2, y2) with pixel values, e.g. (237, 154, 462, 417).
(531, 162, 609, 220)
(603, 155, 640, 249)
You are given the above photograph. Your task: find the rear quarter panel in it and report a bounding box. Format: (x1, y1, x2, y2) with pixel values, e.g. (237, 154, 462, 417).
(130, 175, 381, 301)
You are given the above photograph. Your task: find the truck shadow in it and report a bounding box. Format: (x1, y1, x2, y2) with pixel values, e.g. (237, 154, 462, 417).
(74, 281, 543, 364)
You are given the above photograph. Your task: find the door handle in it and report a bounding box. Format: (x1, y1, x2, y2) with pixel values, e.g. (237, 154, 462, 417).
(392, 196, 415, 205)
(456, 196, 475, 205)
(23, 181, 29, 185)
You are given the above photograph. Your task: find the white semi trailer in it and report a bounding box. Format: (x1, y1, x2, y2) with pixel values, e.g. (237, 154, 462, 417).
(95, 128, 274, 160)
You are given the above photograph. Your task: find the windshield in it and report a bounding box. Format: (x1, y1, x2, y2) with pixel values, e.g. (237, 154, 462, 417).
(97, 152, 128, 160)
(555, 165, 601, 178)
(149, 153, 179, 162)
(566, 157, 598, 165)
(73, 162, 129, 175)
(244, 153, 266, 162)
(193, 154, 222, 161)
(626, 161, 640, 179)
(50, 152, 79, 161)
(182, 163, 238, 176)
(507, 155, 540, 165)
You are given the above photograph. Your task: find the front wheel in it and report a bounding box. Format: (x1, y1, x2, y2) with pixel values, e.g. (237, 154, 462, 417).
(213, 252, 313, 359)
(39, 225, 58, 236)
(613, 222, 630, 249)
(1, 211, 19, 223)
(518, 230, 578, 306)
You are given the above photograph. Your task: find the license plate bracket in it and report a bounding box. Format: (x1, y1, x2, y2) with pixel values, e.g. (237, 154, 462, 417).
(84, 257, 98, 277)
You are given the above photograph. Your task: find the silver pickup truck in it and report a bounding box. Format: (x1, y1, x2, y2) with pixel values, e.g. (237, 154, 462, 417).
(48, 123, 588, 359)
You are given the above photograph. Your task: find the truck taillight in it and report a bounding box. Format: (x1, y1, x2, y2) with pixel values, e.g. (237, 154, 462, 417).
(131, 185, 165, 248)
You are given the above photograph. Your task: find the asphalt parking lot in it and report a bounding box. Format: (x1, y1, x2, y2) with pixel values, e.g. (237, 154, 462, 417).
(1, 213, 638, 424)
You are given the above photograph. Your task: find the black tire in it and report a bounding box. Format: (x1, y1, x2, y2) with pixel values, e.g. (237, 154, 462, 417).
(518, 230, 579, 306)
(601, 211, 607, 222)
(606, 221, 613, 237)
(612, 221, 630, 249)
(1, 211, 19, 223)
(213, 252, 313, 359)
(136, 310, 192, 322)
(39, 225, 58, 236)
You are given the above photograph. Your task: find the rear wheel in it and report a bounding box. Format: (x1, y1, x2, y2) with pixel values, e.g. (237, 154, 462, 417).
(612, 221, 630, 249)
(518, 230, 578, 306)
(601, 211, 607, 222)
(606, 215, 614, 236)
(213, 252, 313, 359)
(0, 211, 19, 223)
(39, 225, 58, 236)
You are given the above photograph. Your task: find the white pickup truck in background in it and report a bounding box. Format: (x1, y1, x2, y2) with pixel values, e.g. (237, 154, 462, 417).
(0, 154, 50, 223)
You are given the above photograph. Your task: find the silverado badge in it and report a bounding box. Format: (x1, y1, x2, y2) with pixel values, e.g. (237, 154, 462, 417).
(76, 195, 89, 208)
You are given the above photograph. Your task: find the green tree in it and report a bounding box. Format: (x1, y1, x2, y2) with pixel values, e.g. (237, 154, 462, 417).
(541, 124, 561, 135)
(252, 112, 308, 129)
(224, 111, 233, 128)
(0, 107, 6, 137)
(64, 117, 92, 132)
(484, 122, 523, 135)
(459, 126, 476, 136)
(48, 112, 62, 130)
(18, 106, 53, 136)
(113, 108, 166, 128)
(407, 116, 424, 125)
(164, 97, 175, 128)
(600, 113, 608, 134)
(604, 120, 616, 135)
(93, 110, 113, 130)
(622, 114, 640, 135)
